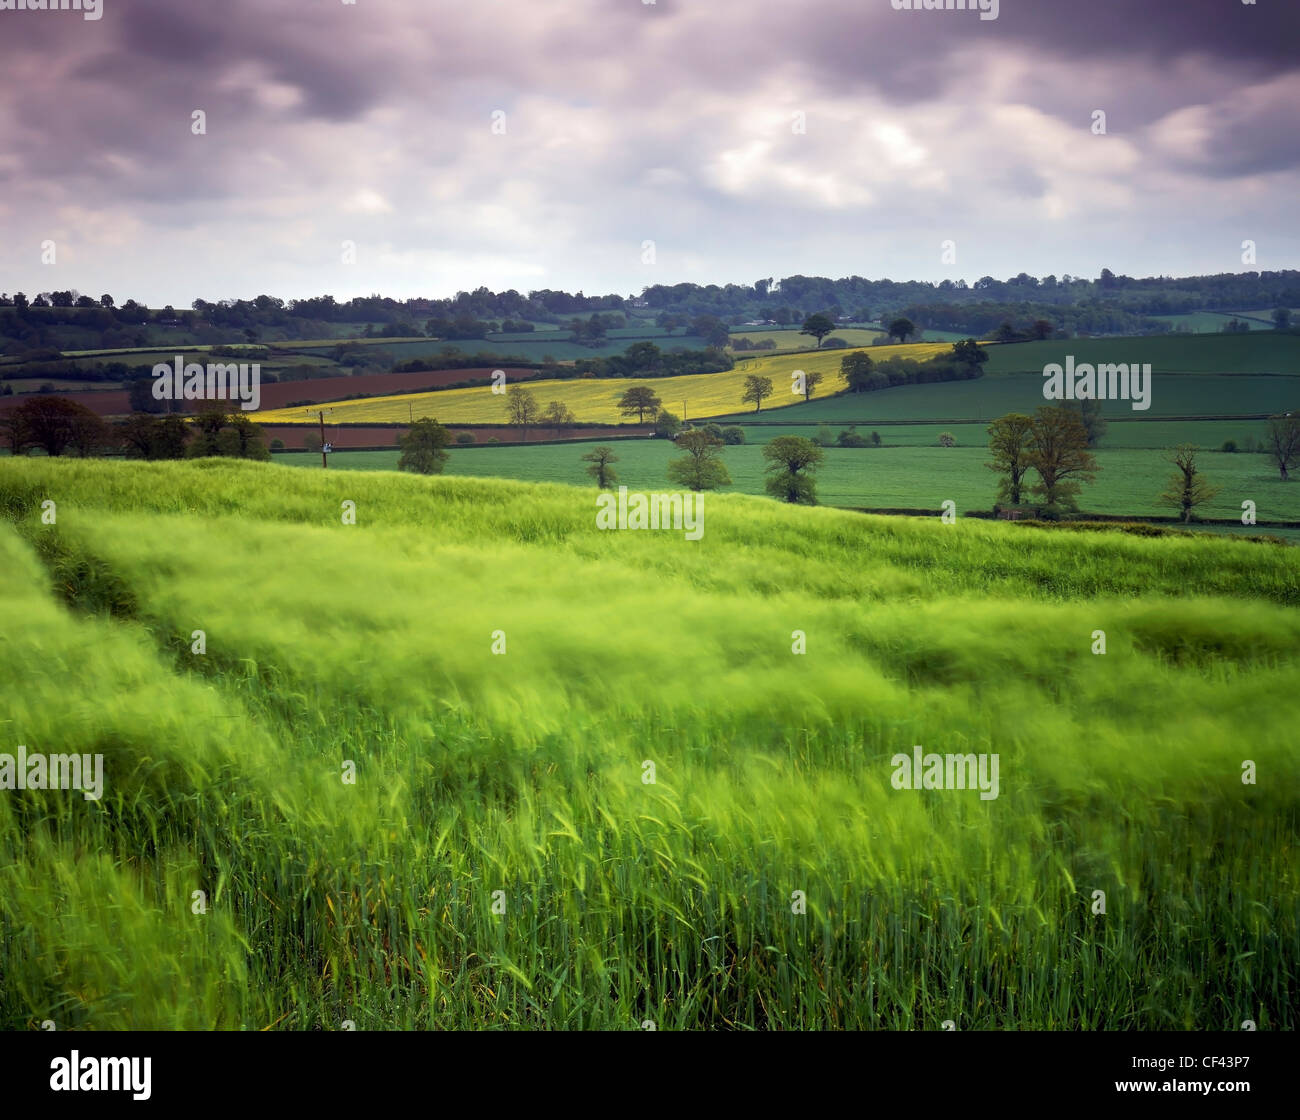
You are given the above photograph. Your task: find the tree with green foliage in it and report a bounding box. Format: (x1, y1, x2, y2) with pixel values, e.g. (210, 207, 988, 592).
(1029, 320, 1055, 341)
(690, 314, 731, 348)
(799, 313, 837, 348)
(987, 412, 1034, 506)
(741, 374, 774, 412)
(581, 445, 619, 488)
(1063, 396, 1107, 447)
(187, 404, 270, 460)
(543, 400, 576, 428)
(1273, 307, 1292, 331)
(813, 423, 835, 447)
(398, 417, 451, 474)
(666, 429, 731, 491)
(763, 436, 824, 504)
(799, 370, 824, 401)
(8, 396, 105, 457)
(653, 408, 681, 439)
(951, 338, 989, 368)
(887, 317, 916, 343)
(1265, 413, 1300, 480)
(841, 350, 875, 392)
(1027, 405, 1097, 510)
(118, 413, 190, 460)
(506, 384, 541, 441)
(837, 426, 867, 448)
(622, 340, 662, 372)
(720, 426, 745, 445)
(1158, 444, 1220, 523)
(617, 385, 662, 423)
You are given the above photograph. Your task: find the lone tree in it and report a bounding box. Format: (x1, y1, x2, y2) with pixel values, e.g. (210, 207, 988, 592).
(1027, 404, 1097, 510)
(886, 317, 916, 343)
(951, 338, 989, 369)
(842, 350, 875, 392)
(798, 370, 824, 401)
(617, 385, 662, 424)
(799, 313, 837, 348)
(742, 374, 774, 412)
(398, 417, 451, 474)
(506, 385, 541, 441)
(1158, 444, 1220, 523)
(666, 429, 731, 491)
(1265, 413, 1300, 480)
(763, 435, 824, 504)
(986, 412, 1034, 506)
(581, 445, 619, 488)
(543, 400, 576, 428)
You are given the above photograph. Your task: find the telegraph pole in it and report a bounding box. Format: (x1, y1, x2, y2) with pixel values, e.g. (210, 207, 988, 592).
(312, 408, 333, 468)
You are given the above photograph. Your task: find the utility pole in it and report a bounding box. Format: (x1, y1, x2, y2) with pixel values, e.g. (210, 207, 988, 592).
(313, 409, 332, 468)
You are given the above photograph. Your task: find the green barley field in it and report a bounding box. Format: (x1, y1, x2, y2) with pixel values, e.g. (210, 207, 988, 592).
(1, 457, 1297, 1030)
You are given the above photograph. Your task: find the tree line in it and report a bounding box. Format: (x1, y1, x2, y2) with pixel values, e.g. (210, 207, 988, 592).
(1, 397, 269, 461)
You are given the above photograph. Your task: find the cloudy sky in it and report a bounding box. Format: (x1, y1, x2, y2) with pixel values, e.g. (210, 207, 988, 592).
(1, 0, 1297, 305)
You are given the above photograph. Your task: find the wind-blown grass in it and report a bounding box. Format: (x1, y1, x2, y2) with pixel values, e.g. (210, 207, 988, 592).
(0, 457, 1296, 1029)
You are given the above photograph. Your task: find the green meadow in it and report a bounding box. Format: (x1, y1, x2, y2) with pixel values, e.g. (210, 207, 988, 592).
(714, 373, 1300, 423)
(276, 438, 1300, 524)
(293, 335, 713, 364)
(979, 332, 1300, 374)
(1, 457, 1297, 1029)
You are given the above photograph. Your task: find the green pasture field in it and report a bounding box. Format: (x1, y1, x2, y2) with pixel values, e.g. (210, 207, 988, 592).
(292, 336, 713, 363)
(274, 440, 1300, 523)
(715, 373, 1300, 424)
(981, 332, 1300, 374)
(719, 419, 1272, 450)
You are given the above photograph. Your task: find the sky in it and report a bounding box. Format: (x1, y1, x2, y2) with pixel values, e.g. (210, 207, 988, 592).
(1, 0, 1298, 306)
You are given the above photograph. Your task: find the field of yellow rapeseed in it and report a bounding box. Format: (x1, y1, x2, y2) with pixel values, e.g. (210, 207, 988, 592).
(254, 342, 952, 425)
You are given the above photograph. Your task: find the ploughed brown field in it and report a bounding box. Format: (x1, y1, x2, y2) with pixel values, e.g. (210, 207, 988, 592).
(261, 423, 652, 449)
(0, 366, 541, 418)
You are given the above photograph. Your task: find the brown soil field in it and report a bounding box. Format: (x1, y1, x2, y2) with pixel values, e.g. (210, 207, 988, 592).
(260, 423, 652, 449)
(0, 366, 540, 418)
